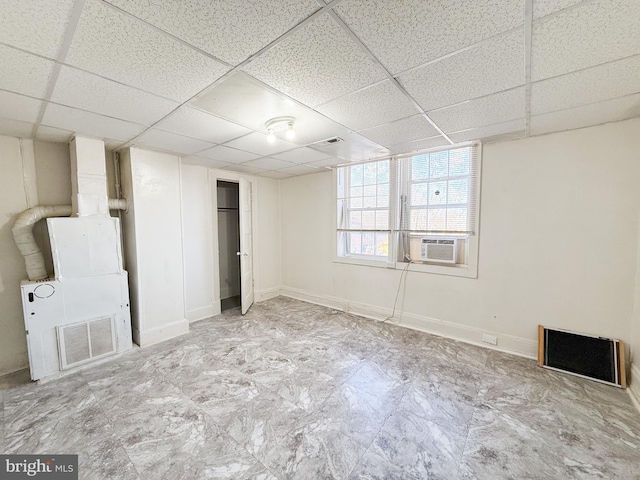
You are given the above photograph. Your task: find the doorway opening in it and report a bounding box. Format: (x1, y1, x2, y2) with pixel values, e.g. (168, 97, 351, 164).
(217, 181, 241, 311)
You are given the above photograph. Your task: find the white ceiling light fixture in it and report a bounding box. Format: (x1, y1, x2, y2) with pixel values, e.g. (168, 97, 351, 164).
(265, 116, 295, 143)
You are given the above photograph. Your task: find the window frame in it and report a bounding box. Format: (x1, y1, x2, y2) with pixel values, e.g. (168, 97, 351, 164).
(333, 142, 482, 278)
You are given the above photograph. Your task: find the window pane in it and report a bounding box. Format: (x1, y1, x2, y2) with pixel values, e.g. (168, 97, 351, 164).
(363, 185, 376, 197)
(428, 208, 446, 230)
(362, 233, 375, 255)
(377, 195, 389, 208)
(376, 210, 389, 229)
(411, 155, 429, 180)
(449, 148, 470, 176)
(363, 196, 376, 208)
(428, 181, 447, 205)
(349, 232, 361, 254)
(351, 165, 363, 186)
(447, 179, 468, 204)
(377, 161, 390, 183)
(377, 184, 389, 196)
(447, 208, 468, 231)
(349, 211, 362, 229)
(363, 162, 377, 185)
(350, 197, 363, 208)
(410, 209, 427, 230)
(375, 233, 389, 256)
(430, 151, 448, 178)
(350, 186, 362, 198)
(411, 183, 428, 206)
(362, 210, 375, 229)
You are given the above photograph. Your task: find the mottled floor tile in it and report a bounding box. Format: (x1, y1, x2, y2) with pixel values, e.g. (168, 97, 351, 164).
(239, 462, 282, 480)
(345, 361, 410, 405)
(368, 408, 466, 480)
(430, 338, 489, 370)
(269, 366, 340, 413)
(348, 449, 419, 480)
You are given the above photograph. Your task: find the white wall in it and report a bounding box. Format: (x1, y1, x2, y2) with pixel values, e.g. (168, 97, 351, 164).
(280, 119, 640, 357)
(120, 148, 188, 346)
(181, 163, 216, 321)
(255, 177, 282, 300)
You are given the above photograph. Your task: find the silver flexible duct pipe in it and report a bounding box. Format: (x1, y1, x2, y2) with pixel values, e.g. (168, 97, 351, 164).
(12, 199, 128, 281)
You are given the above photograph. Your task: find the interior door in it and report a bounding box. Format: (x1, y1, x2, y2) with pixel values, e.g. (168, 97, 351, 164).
(238, 178, 254, 314)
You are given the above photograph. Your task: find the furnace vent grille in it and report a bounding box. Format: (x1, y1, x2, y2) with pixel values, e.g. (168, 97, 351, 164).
(57, 316, 116, 369)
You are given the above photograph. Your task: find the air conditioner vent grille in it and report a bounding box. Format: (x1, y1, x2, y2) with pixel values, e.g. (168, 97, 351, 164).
(420, 237, 458, 264)
(58, 316, 116, 369)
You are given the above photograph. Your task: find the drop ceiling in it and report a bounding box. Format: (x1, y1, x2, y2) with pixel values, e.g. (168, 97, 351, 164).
(0, 0, 638, 178)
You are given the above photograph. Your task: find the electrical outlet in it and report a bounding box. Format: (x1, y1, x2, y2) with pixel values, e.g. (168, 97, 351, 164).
(482, 333, 497, 346)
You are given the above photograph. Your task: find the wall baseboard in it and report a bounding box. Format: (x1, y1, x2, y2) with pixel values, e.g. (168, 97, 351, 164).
(135, 318, 189, 347)
(278, 286, 537, 359)
(186, 304, 217, 323)
(255, 287, 281, 303)
(629, 364, 640, 413)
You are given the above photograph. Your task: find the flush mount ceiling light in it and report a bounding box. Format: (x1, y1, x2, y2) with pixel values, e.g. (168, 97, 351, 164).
(265, 116, 295, 143)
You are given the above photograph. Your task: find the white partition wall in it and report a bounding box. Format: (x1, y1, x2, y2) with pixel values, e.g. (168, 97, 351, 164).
(120, 147, 189, 346)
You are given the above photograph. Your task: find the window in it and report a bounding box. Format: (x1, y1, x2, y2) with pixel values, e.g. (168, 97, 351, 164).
(336, 144, 480, 276)
(337, 159, 392, 261)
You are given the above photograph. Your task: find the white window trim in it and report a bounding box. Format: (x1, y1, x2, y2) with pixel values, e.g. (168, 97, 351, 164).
(333, 143, 482, 279)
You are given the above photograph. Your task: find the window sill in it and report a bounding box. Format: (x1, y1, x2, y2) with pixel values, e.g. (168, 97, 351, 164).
(333, 256, 478, 278)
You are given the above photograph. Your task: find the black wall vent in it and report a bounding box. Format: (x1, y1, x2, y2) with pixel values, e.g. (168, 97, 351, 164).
(538, 325, 626, 388)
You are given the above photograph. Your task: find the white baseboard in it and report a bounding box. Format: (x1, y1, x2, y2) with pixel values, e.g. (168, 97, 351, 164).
(278, 286, 537, 359)
(186, 304, 216, 323)
(629, 363, 640, 413)
(135, 318, 190, 347)
(255, 287, 282, 303)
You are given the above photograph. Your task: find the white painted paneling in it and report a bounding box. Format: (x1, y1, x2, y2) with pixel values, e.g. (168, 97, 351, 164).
(398, 29, 525, 111)
(42, 103, 146, 142)
(66, 0, 228, 101)
(0, 0, 75, 58)
(531, 55, 640, 116)
(428, 87, 526, 133)
(121, 147, 188, 345)
(255, 177, 282, 299)
(156, 107, 250, 144)
(335, 0, 522, 74)
(0, 45, 55, 98)
(105, 0, 318, 65)
(181, 163, 215, 321)
(315, 80, 418, 131)
(531, 0, 640, 81)
(245, 14, 386, 107)
(279, 119, 640, 356)
(51, 66, 179, 126)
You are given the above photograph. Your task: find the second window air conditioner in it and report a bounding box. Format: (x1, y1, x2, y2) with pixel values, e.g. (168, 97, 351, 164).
(420, 237, 458, 264)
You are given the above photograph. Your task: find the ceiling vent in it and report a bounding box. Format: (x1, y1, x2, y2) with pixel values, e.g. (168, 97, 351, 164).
(310, 137, 344, 149)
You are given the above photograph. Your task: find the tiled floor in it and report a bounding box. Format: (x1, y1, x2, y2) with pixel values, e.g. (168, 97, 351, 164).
(1, 296, 639, 479)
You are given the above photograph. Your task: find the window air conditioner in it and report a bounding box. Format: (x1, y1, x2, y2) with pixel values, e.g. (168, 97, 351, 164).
(420, 237, 458, 264)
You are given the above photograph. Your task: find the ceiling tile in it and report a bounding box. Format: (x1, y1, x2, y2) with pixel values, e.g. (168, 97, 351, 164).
(0, 91, 42, 123)
(0, 118, 34, 138)
(271, 147, 333, 164)
(308, 132, 389, 162)
(0, 45, 55, 98)
(157, 106, 251, 143)
(41, 103, 146, 142)
(533, 0, 583, 19)
(531, 0, 640, 81)
(223, 164, 266, 175)
(182, 155, 233, 170)
(259, 170, 295, 179)
(224, 132, 297, 156)
(0, 0, 75, 58)
(305, 157, 343, 168)
(65, 0, 229, 102)
(335, 0, 522, 74)
(531, 55, 640, 115)
(387, 136, 450, 156)
(277, 164, 322, 176)
(244, 14, 386, 107)
(448, 119, 526, 143)
(51, 66, 179, 126)
(530, 94, 640, 136)
(104, 0, 318, 65)
(133, 129, 215, 156)
(197, 145, 260, 164)
(242, 157, 295, 171)
(398, 29, 525, 111)
(36, 125, 74, 143)
(358, 115, 439, 147)
(315, 80, 417, 131)
(428, 87, 526, 133)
